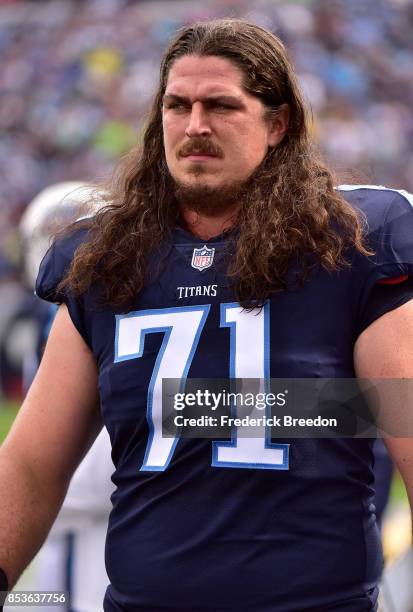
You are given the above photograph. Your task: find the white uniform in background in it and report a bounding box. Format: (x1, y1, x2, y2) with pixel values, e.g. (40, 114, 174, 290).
(35, 429, 114, 612)
(10, 182, 114, 612)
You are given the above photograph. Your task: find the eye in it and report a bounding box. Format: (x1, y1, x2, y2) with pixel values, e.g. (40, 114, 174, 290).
(165, 102, 188, 112)
(208, 101, 237, 112)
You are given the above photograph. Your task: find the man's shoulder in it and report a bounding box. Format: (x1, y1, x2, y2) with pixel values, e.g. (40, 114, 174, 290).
(54, 222, 92, 260)
(337, 184, 413, 234)
(337, 186, 413, 336)
(35, 221, 92, 303)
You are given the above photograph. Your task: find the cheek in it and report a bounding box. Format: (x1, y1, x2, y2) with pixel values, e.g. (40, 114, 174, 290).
(162, 116, 178, 147)
(226, 121, 268, 156)
(163, 134, 178, 168)
(162, 124, 171, 149)
(233, 131, 268, 169)
(162, 132, 175, 173)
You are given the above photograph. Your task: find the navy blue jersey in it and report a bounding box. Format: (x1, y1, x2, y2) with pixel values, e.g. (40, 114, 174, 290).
(36, 187, 413, 612)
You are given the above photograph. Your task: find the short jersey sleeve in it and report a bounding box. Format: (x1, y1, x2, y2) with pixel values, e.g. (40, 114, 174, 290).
(340, 187, 413, 335)
(360, 276, 413, 333)
(373, 189, 413, 276)
(35, 227, 91, 345)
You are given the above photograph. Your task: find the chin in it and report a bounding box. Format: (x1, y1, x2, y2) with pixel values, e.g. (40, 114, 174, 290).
(178, 174, 220, 189)
(172, 174, 246, 215)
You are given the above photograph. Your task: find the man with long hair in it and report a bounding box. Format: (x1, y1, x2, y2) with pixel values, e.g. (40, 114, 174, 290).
(1, 19, 413, 612)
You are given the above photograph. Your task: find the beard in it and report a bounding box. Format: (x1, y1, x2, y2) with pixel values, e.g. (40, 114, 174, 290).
(172, 172, 248, 216)
(169, 136, 255, 215)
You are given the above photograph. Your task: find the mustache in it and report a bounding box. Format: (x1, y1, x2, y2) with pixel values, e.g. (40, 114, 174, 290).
(177, 138, 224, 159)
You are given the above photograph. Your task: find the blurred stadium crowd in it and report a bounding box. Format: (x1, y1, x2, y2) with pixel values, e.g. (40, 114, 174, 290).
(1, 0, 413, 396)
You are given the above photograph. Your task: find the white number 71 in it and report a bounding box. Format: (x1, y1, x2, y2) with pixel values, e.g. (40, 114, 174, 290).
(115, 303, 289, 471)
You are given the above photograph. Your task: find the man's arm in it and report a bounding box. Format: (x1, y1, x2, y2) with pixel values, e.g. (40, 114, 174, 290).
(354, 299, 413, 516)
(0, 304, 101, 587)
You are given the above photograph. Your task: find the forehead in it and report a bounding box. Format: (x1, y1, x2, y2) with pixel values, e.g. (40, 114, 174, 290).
(165, 55, 246, 97)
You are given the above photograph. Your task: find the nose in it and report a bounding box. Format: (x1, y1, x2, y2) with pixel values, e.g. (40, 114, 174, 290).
(185, 102, 211, 137)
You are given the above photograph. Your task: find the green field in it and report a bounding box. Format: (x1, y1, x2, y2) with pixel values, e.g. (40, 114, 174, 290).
(0, 401, 19, 441)
(389, 466, 409, 507)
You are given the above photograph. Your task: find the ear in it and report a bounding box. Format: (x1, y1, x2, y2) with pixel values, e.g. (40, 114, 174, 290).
(267, 103, 290, 147)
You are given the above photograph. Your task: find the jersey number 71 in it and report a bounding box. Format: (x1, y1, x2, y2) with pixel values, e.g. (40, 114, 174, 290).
(115, 303, 289, 472)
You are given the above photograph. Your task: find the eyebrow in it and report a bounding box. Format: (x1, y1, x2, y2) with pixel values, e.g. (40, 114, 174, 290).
(163, 93, 244, 106)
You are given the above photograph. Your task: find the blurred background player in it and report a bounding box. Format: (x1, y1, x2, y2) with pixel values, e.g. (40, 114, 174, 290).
(7, 182, 114, 612)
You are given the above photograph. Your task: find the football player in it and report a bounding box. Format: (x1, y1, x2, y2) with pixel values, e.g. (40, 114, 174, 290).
(1, 19, 413, 612)
(17, 182, 114, 612)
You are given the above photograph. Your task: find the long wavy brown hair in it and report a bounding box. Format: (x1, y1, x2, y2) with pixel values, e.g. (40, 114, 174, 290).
(61, 18, 371, 310)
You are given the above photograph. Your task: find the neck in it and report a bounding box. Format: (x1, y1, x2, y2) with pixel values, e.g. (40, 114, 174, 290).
(180, 203, 240, 240)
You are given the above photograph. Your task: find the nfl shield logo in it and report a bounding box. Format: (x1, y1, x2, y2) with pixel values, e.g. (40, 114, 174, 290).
(191, 245, 215, 271)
